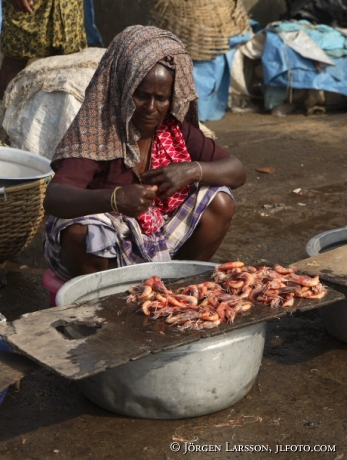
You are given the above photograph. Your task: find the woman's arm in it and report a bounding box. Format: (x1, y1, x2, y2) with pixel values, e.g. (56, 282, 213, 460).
(194, 154, 246, 189)
(44, 183, 158, 219)
(140, 154, 246, 200)
(140, 120, 246, 199)
(44, 183, 114, 218)
(44, 157, 158, 218)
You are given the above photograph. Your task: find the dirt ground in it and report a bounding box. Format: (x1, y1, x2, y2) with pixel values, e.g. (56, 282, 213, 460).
(1, 110, 347, 460)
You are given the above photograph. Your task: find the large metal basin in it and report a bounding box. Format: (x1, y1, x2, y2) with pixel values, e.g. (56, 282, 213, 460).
(56, 261, 266, 419)
(306, 227, 347, 257)
(0, 146, 53, 186)
(307, 230, 347, 343)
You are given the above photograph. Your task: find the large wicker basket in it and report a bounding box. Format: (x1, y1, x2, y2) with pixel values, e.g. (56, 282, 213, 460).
(148, 0, 250, 61)
(0, 178, 50, 264)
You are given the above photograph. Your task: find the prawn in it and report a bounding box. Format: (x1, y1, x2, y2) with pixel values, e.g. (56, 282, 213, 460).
(178, 319, 221, 330)
(166, 295, 187, 308)
(180, 285, 200, 299)
(281, 293, 295, 307)
(142, 300, 166, 316)
(239, 300, 253, 312)
(295, 283, 326, 299)
(151, 306, 180, 319)
(145, 276, 171, 294)
(173, 294, 199, 307)
(224, 279, 244, 290)
(216, 302, 236, 323)
(200, 308, 220, 322)
(206, 289, 225, 307)
(127, 284, 153, 302)
(216, 261, 244, 271)
(248, 283, 264, 301)
(287, 274, 320, 287)
(213, 270, 229, 282)
(165, 310, 203, 324)
(274, 264, 297, 275)
(241, 265, 257, 273)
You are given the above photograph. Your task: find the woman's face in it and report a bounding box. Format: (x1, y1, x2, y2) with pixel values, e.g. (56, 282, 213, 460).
(131, 63, 174, 136)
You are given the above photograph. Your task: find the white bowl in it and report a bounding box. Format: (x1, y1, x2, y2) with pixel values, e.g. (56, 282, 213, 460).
(0, 146, 53, 186)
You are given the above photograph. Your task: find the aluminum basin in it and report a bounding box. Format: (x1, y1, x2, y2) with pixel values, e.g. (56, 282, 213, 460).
(306, 227, 347, 257)
(56, 261, 266, 419)
(307, 229, 347, 343)
(0, 146, 53, 186)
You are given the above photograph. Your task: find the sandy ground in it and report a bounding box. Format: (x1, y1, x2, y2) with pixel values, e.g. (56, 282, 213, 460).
(1, 110, 347, 459)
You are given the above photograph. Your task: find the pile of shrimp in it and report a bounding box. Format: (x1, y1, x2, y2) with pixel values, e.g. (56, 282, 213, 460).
(126, 261, 326, 331)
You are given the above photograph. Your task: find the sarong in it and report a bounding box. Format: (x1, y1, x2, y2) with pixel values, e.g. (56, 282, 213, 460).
(43, 185, 232, 280)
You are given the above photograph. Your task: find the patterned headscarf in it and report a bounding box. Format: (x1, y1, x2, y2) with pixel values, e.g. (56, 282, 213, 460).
(51, 25, 199, 171)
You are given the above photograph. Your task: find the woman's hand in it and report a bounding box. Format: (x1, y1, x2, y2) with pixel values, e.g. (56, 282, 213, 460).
(140, 162, 199, 199)
(116, 184, 158, 217)
(11, 0, 34, 13)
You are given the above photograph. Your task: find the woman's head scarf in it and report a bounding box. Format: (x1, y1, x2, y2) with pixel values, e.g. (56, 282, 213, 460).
(51, 25, 199, 170)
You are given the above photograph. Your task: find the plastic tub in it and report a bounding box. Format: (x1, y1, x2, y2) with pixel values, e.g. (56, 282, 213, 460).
(306, 229, 347, 343)
(56, 261, 267, 419)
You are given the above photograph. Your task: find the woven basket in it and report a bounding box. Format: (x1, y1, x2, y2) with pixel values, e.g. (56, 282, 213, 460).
(0, 178, 50, 264)
(148, 0, 250, 61)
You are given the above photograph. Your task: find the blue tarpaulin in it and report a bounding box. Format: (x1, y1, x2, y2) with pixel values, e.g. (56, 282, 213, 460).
(193, 18, 347, 120)
(193, 27, 254, 121)
(261, 22, 347, 96)
(270, 21, 347, 58)
(193, 52, 235, 122)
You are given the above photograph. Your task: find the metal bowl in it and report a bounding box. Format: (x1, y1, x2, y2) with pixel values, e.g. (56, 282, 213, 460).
(306, 227, 347, 257)
(56, 261, 266, 419)
(307, 230, 347, 343)
(0, 146, 53, 186)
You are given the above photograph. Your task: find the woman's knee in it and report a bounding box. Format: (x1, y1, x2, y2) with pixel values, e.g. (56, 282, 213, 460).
(60, 224, 88, 250)
(60, 224, 109, 276)
(204, 192, 235, 226)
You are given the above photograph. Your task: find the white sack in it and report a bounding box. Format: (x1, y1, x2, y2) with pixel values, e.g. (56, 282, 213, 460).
(0, 47, 106, 160)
